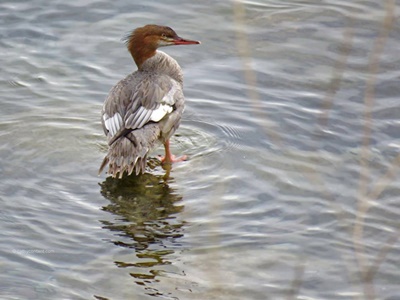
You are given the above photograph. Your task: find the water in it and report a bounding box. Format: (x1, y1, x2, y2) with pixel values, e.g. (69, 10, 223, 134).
(1, 0, 399, 299)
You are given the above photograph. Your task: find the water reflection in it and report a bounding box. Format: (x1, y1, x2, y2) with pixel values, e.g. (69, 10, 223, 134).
(99, 168, 184, 296)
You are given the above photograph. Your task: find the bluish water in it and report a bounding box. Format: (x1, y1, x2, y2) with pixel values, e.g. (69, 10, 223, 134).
(1, 0, 399, 299)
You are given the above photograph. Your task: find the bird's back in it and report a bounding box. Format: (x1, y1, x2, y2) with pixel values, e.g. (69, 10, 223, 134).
(99, 51, 185, 177)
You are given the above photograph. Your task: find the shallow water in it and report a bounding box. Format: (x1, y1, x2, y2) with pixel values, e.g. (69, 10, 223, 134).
(1, 0, 400, 299)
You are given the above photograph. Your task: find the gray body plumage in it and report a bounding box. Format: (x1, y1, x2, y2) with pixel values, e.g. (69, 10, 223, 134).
(99, 51, 185, 178)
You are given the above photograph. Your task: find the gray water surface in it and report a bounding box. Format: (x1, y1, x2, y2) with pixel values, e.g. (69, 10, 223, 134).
(1, 0, 400, 299)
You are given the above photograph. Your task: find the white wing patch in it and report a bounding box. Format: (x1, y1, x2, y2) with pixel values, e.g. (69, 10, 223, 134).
(150, 104, 173, 122)
(148, 81, 179, 122)
(103, 112, 122, 136)
(104, 80, 180, 138)
(124, 80, 179, 129)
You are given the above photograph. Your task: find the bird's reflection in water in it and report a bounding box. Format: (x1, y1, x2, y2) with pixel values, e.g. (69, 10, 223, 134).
(99, 164, 184, 297)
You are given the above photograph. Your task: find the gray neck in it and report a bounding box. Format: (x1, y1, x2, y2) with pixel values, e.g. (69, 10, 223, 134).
(140, 51, 183, 85)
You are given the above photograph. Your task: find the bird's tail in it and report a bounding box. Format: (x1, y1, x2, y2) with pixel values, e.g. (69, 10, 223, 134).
(98, 124, 160, 178)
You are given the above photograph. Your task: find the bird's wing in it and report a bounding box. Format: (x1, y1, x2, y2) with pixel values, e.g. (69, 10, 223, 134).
(101, 75, 179, 145)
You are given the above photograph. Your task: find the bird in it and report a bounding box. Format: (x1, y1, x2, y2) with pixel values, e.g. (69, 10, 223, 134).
(98, 24, 200, 178)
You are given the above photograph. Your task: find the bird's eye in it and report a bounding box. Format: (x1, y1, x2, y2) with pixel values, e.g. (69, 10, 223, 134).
(161, 33, 167, 38)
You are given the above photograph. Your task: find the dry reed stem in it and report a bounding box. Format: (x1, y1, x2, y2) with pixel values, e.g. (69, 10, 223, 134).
(300, 12, 361, 293)
(353, 0, 396, 287)
(286, 257, 306, 300)
(233, 0, 283, 147)
(318, 19, 355, 128)
(365, 232, 400, 282)
(233, 1, 398, 299)
(368, 153, 400, 201)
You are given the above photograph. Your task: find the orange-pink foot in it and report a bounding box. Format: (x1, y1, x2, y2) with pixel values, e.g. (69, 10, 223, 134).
(158, 154, 188, 164)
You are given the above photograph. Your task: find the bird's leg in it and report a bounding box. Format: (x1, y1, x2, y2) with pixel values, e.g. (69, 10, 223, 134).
(159, 140, 187, 164)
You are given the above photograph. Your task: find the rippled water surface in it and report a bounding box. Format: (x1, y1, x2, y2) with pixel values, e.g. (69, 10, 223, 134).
(1, 0, 400, 299)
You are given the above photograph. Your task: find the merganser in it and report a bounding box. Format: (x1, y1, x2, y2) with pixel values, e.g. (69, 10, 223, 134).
(99, 24, 200, 178)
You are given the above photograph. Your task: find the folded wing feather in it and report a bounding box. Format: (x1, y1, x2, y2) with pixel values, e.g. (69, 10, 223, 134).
(102, 76, 179, 145)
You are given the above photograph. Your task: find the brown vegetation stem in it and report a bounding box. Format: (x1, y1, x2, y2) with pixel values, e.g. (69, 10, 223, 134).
(318, 19, 355, 128)
(233, 0, 282, 147)
(353, 0, 396, 290)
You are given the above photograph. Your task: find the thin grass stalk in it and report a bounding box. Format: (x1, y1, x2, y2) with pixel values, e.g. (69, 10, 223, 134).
(353, 1, 396, 299)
